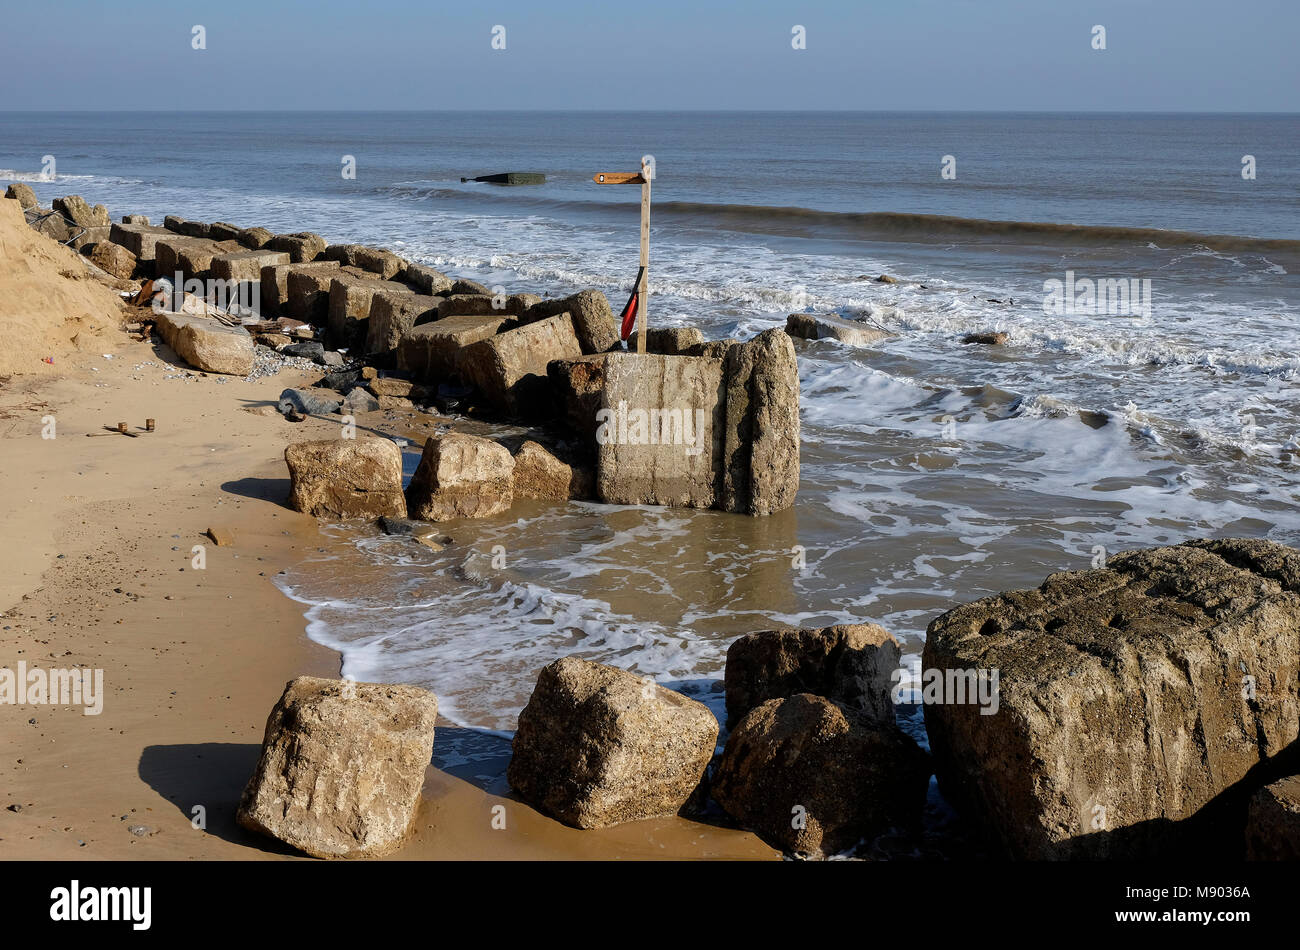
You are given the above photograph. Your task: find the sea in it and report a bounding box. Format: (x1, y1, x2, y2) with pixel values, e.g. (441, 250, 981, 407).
(4, 110, 1299, 744)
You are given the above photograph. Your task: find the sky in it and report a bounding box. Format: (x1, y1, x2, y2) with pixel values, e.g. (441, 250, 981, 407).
(1, 0, 1297, 112)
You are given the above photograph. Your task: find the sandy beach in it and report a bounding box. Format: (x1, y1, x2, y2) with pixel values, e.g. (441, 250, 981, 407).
(0, 266, 774, 860)
(0, 341, 776, 860)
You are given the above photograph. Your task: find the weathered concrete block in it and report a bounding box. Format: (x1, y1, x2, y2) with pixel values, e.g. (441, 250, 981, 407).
(725, 624, 901, 728)
(88, 241, 137, 280)
(327, 274, 413, 351)
(238, 226, 274, 249)
(436, 293, 536, 319)
(109, 222, 169, 263)
(154, 312, 255, 376)
(267, 231, 327, 263)
(507, 657, 718, 829)
(402, 262, 454, 295)
(512, 440, 594, 501)
(404, 433, 514, 521)
(594, 352, 726, 509)
(237, 676, 438, 858)
(628, 326, 705, 355)
(712, 694, 930, 857)
(284, 438, 407, 519)
(459, 313, 581, 416)
(365, 292, 441, 356)
(175, 239, 241, 281)
(923, 538, 1300, 859)
(352, 245, 406, 279)
(786, 313, 891, 346)
(1246, 775, 1300, 860)
(396, 314, 512, 381)
(721, 329, 800, 516)
(285, 261, 343, 324)
(525, 289, 618, 354)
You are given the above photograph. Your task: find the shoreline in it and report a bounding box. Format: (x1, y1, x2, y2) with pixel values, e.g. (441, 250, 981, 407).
(0, 338, 775, 860)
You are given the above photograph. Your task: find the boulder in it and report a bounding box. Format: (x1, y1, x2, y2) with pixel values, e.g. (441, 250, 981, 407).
(368, 376, 428, 400)
(711, 694, 930, 857)
(594, 352, 726, 509)
(236, 676, 438, 859)
(365, 292, 441, 356)
(278, 387, 344, 416)
(5, 183, 37, 209)
(785, 313, 891, 346)
(285, 261, 343, 323)
(923, 538, 1300, 859)
(327, 274, 413, 350)
(404, 433, 514, 521)
(720, 328, 800, 515)
(507, 657, 718, 829)
(341, 387, 381, 414)
(962, 332, 1009, 345)
(512, 440, 593, 501)
(627, 326, 705, 355)
(88, 241, 137, 280)
(1246, 775, 1300, 860)
(154, 312, 254, 375)
(396, 314, 513, 381)
(32, 210, 71, 243)
(458, 313, 582, 416)
(238, 226, 274, 249)
(109, 222, 169, 264)
(267, 231, 327, 263)
(402, 262, 454, 295)
(724, 623, 900, 728)
(284, 438, 407, 519)
(525, 290, 618, 354)
(52, 195, 110, 249)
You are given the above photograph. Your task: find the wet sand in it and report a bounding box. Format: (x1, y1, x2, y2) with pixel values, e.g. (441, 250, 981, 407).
(0, 341, 776, 860)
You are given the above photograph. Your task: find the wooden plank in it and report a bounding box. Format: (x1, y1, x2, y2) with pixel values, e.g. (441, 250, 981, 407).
(592, 172, 646, 185)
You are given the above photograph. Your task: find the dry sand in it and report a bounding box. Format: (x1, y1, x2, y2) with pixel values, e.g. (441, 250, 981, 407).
(0, 201, 775, 861)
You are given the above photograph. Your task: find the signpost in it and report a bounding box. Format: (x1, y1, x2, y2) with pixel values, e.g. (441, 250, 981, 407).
(593, 156, 652, 354)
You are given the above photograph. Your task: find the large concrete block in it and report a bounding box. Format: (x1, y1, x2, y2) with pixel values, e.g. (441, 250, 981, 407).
(327, 273, 413, 351)
(365, 292, 441, 357)
(396, 314, 513, 381)
(594, 352, 726, 509)
(458, 313, 581, 416)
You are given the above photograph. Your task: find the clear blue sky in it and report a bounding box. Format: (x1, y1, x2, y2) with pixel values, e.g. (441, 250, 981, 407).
(3, 0, 1297, 111)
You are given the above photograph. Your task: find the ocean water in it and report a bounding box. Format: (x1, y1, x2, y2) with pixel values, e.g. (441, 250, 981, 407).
(5, 111, 1299, 733)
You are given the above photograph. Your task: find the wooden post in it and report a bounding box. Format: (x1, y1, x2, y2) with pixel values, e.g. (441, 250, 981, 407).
(592, 161, 653, 355)
(638, 157, 650, 355)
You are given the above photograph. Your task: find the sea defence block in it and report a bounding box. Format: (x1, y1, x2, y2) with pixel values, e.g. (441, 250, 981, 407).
(923, 538, 1300, 859)
(211, 248, 291, 284)
(594, 351, 726, 509)
(552, 329, 800, 516)
(459, 313, 581, 415)
(109, 222, 170, 264)
(785, 312, 891, 346)
(404, 433, 515, 521)
(327, 273, 413, 351)
(154, 312, 255, 376)
(284, 261, 342, 324)
(396, 314, 513, 380)
(365, 292, 441, 357)
(284, 438, 407, 519)
(508, 657, 718, 829)
(237, 676, 438, 858)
